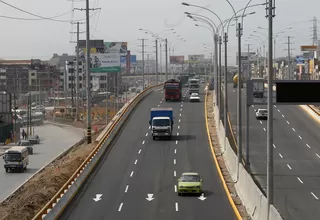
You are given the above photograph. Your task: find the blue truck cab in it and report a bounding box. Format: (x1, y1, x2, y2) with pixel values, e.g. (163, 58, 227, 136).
(149, 107, 173, 140)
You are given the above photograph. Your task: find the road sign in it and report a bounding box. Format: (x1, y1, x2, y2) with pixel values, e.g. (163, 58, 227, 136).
(246, 79, 276, 105)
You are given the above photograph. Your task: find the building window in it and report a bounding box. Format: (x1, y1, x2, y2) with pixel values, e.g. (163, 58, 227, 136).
(79, 68, 82, 73)
(31, 73, 35, 76)
(100, 76, 106, 80)
(68, 68, 74, 74)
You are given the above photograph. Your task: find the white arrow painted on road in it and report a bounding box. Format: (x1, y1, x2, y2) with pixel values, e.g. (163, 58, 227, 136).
(198, 193, 206, 201)
(93, 194, 103, 202)
(146, 194, 154, 201)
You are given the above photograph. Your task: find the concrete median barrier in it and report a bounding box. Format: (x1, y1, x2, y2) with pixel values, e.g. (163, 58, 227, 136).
(211, 92, 282, 220)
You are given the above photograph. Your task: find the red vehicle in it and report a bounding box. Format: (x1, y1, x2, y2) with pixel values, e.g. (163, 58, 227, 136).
(164, 79, 182, 101)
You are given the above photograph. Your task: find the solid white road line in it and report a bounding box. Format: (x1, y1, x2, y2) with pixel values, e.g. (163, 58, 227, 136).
(175, 202, 179, 211)
(130, 171, 134, 177)
(311, 192, 319, 200)
(118, 203, 124, 211)
(125, 185, 129, 193)
(297, 177, 303, 184)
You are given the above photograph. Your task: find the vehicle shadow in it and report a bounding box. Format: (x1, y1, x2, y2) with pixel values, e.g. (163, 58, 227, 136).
(166, 135, 197, 141)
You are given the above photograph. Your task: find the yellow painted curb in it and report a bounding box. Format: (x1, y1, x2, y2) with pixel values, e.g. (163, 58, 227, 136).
(205, 91, 242, 220)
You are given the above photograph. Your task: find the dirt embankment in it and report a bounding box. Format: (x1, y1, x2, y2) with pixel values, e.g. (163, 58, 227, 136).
(0, 126, 105, 220)
(206, 91, 251, 219)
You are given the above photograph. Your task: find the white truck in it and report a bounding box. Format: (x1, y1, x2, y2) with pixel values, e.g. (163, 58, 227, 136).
(188, 79, 200, 94)
(149, 107, 174, 140)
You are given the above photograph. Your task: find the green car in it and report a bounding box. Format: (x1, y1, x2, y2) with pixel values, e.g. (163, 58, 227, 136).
(177, 172, 203, 196)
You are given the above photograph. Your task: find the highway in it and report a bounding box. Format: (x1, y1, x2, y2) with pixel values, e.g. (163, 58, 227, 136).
(0, 124, 83, 201)
(60, 87, 236, 220)
(227, 83, 320, 220)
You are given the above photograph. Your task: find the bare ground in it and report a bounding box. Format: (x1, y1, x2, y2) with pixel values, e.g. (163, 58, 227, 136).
(206, 91, 251, 220)
(0, 121, 106, 220)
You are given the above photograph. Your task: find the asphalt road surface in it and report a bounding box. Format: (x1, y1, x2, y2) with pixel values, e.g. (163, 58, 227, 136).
(226, 83, 320, 220)
(60, 87, 236, 220)
(0, 124, 83, 201)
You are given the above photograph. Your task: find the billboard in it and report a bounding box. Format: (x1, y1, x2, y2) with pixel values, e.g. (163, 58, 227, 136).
(301, 45, 318, 52)
(89, 53, 121, 73)
(296, 56, 306, 65)
(121, 55, 137, 64)
(188, 54, 205, 62)
(104, 42, 127, 53)
(170, 56, 184, 64)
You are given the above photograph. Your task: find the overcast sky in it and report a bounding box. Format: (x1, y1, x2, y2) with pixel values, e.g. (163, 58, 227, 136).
(0, 0, 319, 65)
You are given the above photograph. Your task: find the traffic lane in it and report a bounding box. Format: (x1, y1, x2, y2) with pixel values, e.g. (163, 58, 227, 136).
(116, 91, 186, 219)
(175, 92, 236, 219)
(0, 124, 83, 201)
(59, 89, 164, 220)
(275, 105, 320, 161)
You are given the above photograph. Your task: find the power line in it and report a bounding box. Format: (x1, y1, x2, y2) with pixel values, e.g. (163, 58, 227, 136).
(0, 0, 87, 22)
(0, 10, 74, 21)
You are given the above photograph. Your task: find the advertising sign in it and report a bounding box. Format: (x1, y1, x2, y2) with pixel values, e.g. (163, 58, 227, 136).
(301, 45, 318, 51)
(188, 54, 205, 62)
(296, 56, 306, 65)
(89, 53, 121, 73)
(104, 42, 127, 54)
(170, 56, 184, 64)
(121, 55, 137, 64)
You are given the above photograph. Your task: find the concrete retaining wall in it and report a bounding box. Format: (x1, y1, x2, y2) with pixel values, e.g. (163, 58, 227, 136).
(212, 93, 283, 220)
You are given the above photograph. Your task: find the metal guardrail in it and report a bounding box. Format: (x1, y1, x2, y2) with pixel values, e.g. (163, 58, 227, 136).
(32, 84, 163, 220)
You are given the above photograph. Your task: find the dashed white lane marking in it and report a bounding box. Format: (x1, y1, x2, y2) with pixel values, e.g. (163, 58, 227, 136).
(174, 149, 177, 154)
(130, 171, 134, 177)
(252, 105, 255, 107)
(298, 135, 302, 139)
(316, 153, 320, 159)
(286, 121, 290, 124)
(292, 128, 295, 132)
(174, 171, 176, 177)
(134, 160, 138, 165)
(174, 159, 176, 164)
(306, 144, 311, 148)
(279, 153, 283, 158)
(142, 140, 145, 144)
(181, 104, 183, 107)
(180, 108, 182, 111)
(175, 140, 178, 144)
(263, 128, 266, 131)
(287, 164, 292, 170)
(146, 133, 149, 136)
(179, 113, 182, 117)
(118, 203, 124, 211)
(260, 121, 262, 124)
(179, 119, 181, 123)
(177, 132, 179, 136)
(174, 185, 177, 192)
(278, 109, 280, 112)
(273, 144, 276, 148)
(297, 177, 304, 184)
(175, 202, 179, 211)
(311, 192, 319, 200)
(178, 125, 180, 129)
(274, 105, 276, 107)
(160, 101, 162, 103)
(282, 114, 285, 118)
(158, 105, 160, 107)
(125, 185, 129, 193)
(149, 126, 151, 129)
(138, 149, 141, 154)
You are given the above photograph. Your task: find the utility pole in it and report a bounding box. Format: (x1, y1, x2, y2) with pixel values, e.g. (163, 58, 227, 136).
(165, 38, 168, 81)
(70, 22, 85, 121)
(218, 36, 222, 119)
(245, 43, 251, 168)
(266, 0, 276, 218)
(223, 32, 228, 153)
(236, 22, 243, 179)
(138, 38, 147, 89)
(74, 2, 101, 144)
(155, 39, 159, 85)
(287, 36, 292, 80)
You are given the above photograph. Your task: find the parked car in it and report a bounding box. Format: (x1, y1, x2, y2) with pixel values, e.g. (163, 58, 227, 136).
(28, 135, 40, 144)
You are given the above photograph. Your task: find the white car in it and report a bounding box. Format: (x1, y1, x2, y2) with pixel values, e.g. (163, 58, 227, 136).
(255, 109, 268, 120)
(189, 93, 200, 102)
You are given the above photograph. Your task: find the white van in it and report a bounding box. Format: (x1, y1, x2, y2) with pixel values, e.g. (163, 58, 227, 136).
(3, 146, 29, 173)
